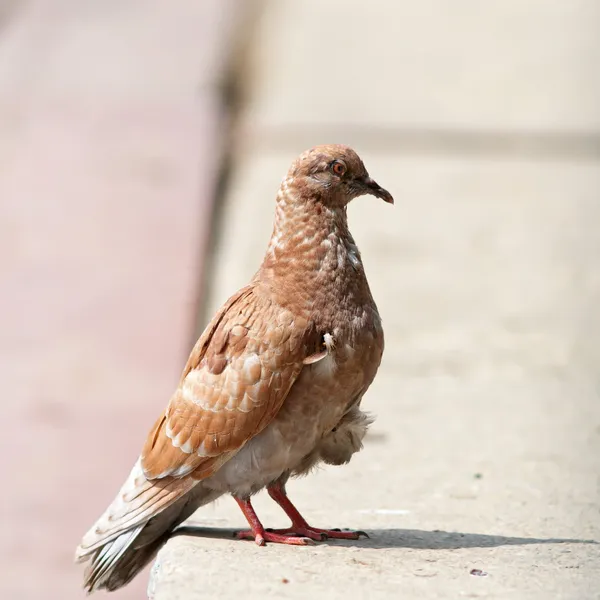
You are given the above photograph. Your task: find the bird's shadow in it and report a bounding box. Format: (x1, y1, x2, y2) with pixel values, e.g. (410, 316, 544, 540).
(173, 525, 597, 551)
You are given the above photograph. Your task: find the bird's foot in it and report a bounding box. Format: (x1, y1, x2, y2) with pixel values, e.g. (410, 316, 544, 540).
(235, 528, 315, 546)
(233, 494, 368, 546)
(267, 526, 369, 541)
(264, 485, 369, 541)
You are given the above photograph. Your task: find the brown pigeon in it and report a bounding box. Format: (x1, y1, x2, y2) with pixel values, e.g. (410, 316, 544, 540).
(75, 144, 392, 592)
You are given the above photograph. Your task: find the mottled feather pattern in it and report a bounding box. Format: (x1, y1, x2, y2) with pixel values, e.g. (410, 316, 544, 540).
(76, 144, 391, 592)
(141, 286, 315, 480)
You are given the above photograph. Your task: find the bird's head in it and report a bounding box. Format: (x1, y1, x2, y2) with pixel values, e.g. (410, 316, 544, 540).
(285, 144, 394, 208)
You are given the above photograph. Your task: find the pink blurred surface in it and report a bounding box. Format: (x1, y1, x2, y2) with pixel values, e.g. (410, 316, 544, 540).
(0, 1, 237, 597)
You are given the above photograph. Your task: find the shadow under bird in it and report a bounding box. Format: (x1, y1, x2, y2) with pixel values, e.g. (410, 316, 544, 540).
(76, 144, 393, 592)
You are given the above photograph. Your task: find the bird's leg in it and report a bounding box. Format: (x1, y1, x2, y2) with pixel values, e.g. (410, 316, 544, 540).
(266, 483, 369, 541)
(233, 496, 315, 546)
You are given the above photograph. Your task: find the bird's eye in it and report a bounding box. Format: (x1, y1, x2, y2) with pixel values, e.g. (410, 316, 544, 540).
(331, 161, 346, 176)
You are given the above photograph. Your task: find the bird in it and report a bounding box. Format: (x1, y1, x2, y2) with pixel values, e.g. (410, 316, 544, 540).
(75, 144, 393, 593)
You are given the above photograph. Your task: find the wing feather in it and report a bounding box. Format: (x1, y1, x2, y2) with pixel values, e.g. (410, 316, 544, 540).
(141, 285, 316, 480)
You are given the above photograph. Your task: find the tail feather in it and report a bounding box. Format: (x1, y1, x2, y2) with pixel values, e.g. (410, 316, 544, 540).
(84, 525, 145, 591)
(76, 457, 207, 593)
(89, 486, 221, 593)
(96, 534, 165, 592)
(76, 459, 196, 557)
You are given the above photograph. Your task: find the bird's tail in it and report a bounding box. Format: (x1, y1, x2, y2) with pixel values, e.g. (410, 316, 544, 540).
(75, 458, 216, 593)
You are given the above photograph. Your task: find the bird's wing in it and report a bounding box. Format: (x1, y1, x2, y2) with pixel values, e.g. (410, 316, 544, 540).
(141, 284, 318, 480)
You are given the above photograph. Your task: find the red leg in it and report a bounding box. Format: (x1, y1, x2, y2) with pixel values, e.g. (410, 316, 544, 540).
(234, 497, 315, 546)
(266, 484, 369, 541)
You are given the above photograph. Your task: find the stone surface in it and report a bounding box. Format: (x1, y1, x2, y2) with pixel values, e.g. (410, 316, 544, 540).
(0, 1, 239, 598)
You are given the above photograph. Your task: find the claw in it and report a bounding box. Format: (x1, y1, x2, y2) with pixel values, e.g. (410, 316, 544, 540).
(317, 528, 369, 541)
(356, 530, 370, 539)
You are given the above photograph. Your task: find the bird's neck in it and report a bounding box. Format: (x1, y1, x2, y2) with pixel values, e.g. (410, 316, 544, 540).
(256, 191, 370, 317)
(268, 199, 349, 257)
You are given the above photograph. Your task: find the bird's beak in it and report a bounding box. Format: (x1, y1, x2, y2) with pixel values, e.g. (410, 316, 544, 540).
(362, 177, 394, 204)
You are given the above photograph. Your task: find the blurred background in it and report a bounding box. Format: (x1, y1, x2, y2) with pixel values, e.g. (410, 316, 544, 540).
(1, 1, 599, 599)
